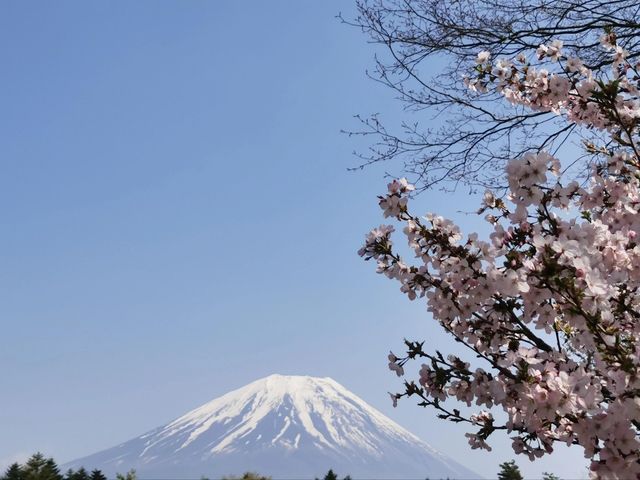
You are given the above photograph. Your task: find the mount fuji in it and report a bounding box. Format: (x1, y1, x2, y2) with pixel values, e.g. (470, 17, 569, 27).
(63, 374, 478, 479)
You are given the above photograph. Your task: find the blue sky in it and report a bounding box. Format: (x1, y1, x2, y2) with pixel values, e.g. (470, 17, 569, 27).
(1, 2, 587, 478)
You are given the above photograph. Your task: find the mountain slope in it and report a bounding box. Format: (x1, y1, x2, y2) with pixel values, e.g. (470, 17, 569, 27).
(64, 374, 478, 479)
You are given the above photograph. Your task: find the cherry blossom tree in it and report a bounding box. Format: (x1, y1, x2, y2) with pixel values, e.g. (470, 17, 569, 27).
(360, 36, 640, 478)
(344, 0, 640, 191)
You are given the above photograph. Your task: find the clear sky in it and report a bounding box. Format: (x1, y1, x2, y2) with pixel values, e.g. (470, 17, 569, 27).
(1, 2, 588, 479)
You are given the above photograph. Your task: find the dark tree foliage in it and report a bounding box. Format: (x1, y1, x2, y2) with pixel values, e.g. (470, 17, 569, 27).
(1, 464, 23, 480)
(542, 473, 561, 480)
(64, 468, 90, 480)
(20, 454, 62, 480)
(343, 0, 640, 191)
(88, 471, 106, 480)
(115, 471, 136, 480)
(315, 470, 351, 480)
(497, 460, 524, 480)
(221, 473, 271, 480)
(1, 455, 105, 480)
(323, 470, 338, 480)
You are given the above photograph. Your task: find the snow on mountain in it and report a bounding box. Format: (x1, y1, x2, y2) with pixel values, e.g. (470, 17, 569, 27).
(63, 374, 479, 479)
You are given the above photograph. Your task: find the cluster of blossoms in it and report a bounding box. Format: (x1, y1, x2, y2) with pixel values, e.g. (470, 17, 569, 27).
(362, 37, 640, 479)
(467, 37, 640, 133)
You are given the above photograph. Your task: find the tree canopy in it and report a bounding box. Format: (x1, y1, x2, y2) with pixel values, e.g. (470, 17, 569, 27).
(497, 460, 523, 480)
(361, 31, 640, 477)
(345, 0, 640, 190)
(1, 455, 107, 480)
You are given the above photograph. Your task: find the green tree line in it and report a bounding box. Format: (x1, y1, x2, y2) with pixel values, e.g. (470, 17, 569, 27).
(4, 454, 561, 479)
(1, 453, 112, 480)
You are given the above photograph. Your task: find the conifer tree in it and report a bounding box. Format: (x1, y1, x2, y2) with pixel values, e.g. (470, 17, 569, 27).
(88, 471, 106, 480)
(323, 470, 338, 480)
(221, 474, 270, 480)
(65, 468, 90, 480)
(115, 470, 136, 480)
(542, 474, 560, 480)
(2, 463, 24, 480)
(497, 460, 523, 480)
(315, 470, 351, 480)
(21, 453, 62, 480)
(42, 459, 62, 480)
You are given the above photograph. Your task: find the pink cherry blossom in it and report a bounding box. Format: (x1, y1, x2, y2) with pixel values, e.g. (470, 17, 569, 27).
(361, 37, 640, 477)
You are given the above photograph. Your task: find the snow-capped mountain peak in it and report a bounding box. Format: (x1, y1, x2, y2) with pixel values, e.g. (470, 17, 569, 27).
(64, 374, 478, 479)
(156, 374, 425, 456)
